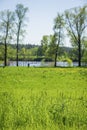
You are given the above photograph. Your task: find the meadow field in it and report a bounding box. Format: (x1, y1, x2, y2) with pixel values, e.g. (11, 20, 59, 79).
(0, 67, 87, 130)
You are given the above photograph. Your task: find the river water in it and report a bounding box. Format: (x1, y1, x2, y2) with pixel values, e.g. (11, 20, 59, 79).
(9, 61, 80, 67)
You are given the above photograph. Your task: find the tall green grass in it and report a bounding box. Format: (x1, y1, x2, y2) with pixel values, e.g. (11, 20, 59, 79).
(0, 67, 87, 130)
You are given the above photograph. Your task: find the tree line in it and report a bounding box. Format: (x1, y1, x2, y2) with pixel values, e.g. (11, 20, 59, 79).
(0, 4, 87, 67)
(0, 42, 73, 62)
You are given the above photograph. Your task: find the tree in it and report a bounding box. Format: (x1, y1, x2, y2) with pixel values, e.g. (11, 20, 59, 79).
(65, 5, 87, 66)
(15, 4, 28, 66)
(47, 35, 57, 59)
(0, 10, 14, 66)
(40, 35, 49, 57)
(53, 13, 64, 67)
(40, 35, 55, 61)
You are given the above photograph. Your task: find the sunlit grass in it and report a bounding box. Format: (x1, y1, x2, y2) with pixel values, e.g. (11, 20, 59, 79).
(0, 67, 87, 130)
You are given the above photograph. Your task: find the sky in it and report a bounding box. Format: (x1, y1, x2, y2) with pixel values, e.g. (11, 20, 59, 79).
(0, 0, 87, 46)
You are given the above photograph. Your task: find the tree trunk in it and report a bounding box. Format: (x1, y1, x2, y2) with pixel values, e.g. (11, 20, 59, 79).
(4, 40, 7, 66)
(16, 23, 21, 67)
(54, 31, 60, 67)
(54, 52, 57, 67)
(78, 36, 81, 67)
(4, 25, 8, 67)
(16, 42, 19, 66)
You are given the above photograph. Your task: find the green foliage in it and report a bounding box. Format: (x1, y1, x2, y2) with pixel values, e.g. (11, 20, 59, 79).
(0, 67, 87, 130)
(66, 58, 72, 67)
(82, 40, 87, 64)
(15, 3, 28, 41)
(0, 45, 4, 60)
(0, 10, 15, 42)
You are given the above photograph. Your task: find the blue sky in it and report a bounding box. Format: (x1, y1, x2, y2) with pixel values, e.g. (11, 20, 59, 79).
(0, 0, 87, 46)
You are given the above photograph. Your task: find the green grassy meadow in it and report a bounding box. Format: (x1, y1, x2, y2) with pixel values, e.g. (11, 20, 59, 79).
(0, 67, 87, 130)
